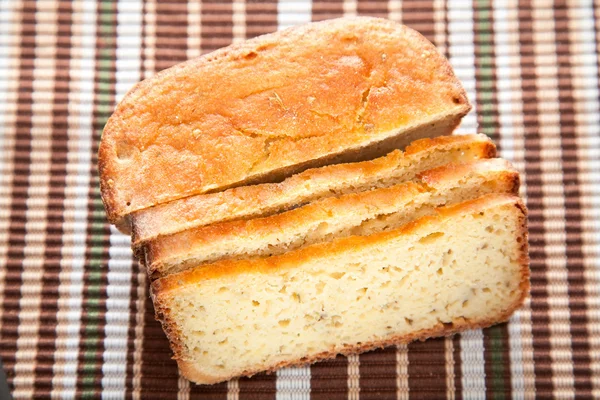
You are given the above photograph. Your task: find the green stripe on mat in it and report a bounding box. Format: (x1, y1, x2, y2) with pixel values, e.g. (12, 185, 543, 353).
(474, 1, 506, 398)
(82, 0, 114, 397)
(475, 0, 495, 139)
(489, 325, 506, 400)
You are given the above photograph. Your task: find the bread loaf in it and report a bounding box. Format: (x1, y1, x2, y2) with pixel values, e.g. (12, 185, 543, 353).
(143, 158, 519, 279)
(99, 17, 470, 230)
(131, 134, 494, 246)
(152, 194, 529, 385)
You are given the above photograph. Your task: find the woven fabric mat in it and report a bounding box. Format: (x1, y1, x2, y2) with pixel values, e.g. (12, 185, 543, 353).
(1, 0, 599, 398)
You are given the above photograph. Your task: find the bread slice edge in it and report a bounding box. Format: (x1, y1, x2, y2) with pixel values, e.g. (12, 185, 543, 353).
(151, 193, 529, 384)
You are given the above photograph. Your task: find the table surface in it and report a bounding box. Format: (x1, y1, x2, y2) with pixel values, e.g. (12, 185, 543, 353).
(1, 0, 599, 399)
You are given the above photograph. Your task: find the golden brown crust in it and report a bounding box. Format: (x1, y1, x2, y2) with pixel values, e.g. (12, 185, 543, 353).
(131, 134, 494, 246)
(99, 17, 471, 226)
(143, 158, 519, 279)
(151, 193, 525, 294)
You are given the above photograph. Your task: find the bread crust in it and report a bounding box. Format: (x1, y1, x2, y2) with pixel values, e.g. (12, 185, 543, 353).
(131, 134, 495, 246)
(152, 193, 525, 293)
(151, 193, 530, 385)
(143, 158, 519, 279)
(99, 17, 471, 226)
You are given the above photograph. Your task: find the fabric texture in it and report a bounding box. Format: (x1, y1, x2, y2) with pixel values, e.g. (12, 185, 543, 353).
(0, 0, 599, 398)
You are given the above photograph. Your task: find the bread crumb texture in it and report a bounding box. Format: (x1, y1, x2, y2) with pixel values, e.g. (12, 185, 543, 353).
(131, 134, 494, 245)
(145, 158, 518, 279)
(153, 195, 529, 384)
(99, 17, 470, 224)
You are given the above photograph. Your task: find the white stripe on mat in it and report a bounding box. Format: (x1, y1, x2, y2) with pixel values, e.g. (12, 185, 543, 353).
(493, 1, 536, 398)
(567, 1, 600, 396)
(532, 2, 576, 397)
(396, 344, 409, 400)
(50, 0, 96, 397)
(274, 1, 312, 398)
(232, 0, 246, 43)
(447, 0, 478, 135)
(447, 1, 487, 397)
(101, 0, 143, 398)
(187, 0, 201, 59)
(0, 0, 21, 336)
(11, 2, 59, 398)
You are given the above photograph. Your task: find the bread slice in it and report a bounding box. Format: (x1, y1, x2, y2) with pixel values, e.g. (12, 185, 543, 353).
(143, 158, 518, 279)
(131, 134, 494, 246)
(99, 17, 471, 230)
(152, 193, 530, 385)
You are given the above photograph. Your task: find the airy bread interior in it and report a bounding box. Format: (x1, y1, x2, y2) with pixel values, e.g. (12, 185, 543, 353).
(131, 134, 495, 246)
(144, 159, 518, 279)
(152, 194, 529, 385)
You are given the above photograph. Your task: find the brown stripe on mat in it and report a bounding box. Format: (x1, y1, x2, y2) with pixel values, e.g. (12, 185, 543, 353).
(473, 3, 512, 398)
(553, 2, 593, 395)
(233, 4, 277, 398)
(31, 0, 73, 396)
(154, 1, 191, 397)
(401, 3, 450, 399)
(407, 338, 447, 399)
(310, 355, 349, 400)
(312, 0, 344, 21)
(309, 3, 347, 397)
(140, 296, 180, 398)
(126, 2, 148, 397)
(357, 347, 398, 400)
(0, 0, 36, 390)
(246, 0, 277, 39)
(516, 2, 554, 397)
(357, 0, 388, 18)
(189, 2, 233, 398)
(351, 1, 400, 397)
(201, 1, 233, 53)
(75, 0, 115, 396)
(400, 0, 436, 44)
(137, 1, 185, 397)
(125, 256, 141, 398)
(155, 0, 188, 71)
(452, 335, 463, 398)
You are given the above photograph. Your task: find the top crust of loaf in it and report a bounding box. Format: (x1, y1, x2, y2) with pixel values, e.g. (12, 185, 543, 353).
(99, 17, 471, 225)
(131, 134, 494, 245)
(152, 193, 526, 295)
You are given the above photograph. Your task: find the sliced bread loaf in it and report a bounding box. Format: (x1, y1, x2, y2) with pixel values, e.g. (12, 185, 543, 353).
(131, 134, 495, 246)
(143, 158, 518, 279)
(152, 193, 529, 385)
(99, 17, 470, 230)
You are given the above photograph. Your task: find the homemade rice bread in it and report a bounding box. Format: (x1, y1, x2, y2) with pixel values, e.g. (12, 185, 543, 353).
(143, 158, 519, 279)
(99, 17, 471, 230)
(131, 134, 495, 246)
(152, 194, 530, 385)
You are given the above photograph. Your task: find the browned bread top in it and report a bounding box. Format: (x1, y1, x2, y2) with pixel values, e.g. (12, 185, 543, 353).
(99, 17, 470, 226)
(131, 134, 493, 246)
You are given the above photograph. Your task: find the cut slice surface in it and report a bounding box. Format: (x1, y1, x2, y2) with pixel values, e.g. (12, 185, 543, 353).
(132, 134, 494, 245)
(100, 17, 470, 229)
(143, 158, 518, 279)
(152, 194, 530, 385)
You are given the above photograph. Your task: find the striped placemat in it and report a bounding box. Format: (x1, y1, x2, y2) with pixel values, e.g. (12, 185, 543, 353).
(1, 0, 599, 398)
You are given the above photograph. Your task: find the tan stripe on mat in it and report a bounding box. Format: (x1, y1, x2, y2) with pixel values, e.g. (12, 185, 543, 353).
(12, 1, 58, 397)
(568, 0, 600, 394)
